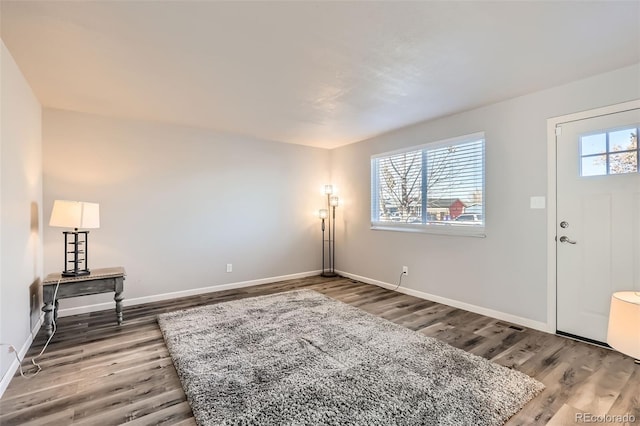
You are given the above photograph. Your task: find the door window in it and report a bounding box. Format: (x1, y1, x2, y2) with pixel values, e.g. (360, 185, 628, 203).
(580, 127, 638, 176)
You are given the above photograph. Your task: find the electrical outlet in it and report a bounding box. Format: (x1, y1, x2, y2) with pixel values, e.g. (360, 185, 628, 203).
(226, 264, 233, 273)
(0, 343, 16, 353)
(402, 266, 409, 276)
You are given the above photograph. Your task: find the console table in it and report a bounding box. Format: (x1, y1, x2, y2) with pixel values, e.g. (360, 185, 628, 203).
(42, 267, 126, 337)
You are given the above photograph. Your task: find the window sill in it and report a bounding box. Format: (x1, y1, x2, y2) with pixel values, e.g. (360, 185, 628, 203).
(370, 223, 486, 238)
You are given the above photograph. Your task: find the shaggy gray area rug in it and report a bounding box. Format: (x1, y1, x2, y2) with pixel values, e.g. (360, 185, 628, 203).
(157, 289, 544, 426)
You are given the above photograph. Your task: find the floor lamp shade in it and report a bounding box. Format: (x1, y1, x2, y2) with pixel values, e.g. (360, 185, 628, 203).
(49, 200, 100, 229)
(607, 291, 640, 360)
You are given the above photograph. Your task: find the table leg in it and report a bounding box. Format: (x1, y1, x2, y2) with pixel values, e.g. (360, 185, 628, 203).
(42, 302, 54, 337)
(115, 291, 124, 325)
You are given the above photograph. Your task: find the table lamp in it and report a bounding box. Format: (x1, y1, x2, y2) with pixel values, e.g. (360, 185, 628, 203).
(49, 200, 100, 276)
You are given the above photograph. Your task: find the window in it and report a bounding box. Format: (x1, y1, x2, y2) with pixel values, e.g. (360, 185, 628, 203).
(580, 126, 638, 176)
(371, 132, 485, 236)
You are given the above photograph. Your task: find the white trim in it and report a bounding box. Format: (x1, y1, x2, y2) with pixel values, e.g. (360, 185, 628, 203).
(0, 315, 43, 398)
(56, 270, 322, 317)
(337, 270, 549, 333)
(546, 119, 558, 334)
(370, 223, 486, 238)
(336, 271, 547, 332)
(546, 99, 640, 336)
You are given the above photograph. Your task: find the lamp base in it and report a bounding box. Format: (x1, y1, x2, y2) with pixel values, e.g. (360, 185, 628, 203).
(321, 272, 338, 278)
(62, 269, 91, 277)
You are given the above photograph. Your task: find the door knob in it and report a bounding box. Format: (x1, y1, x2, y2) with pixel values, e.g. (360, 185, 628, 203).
(559, 236, 577, 244)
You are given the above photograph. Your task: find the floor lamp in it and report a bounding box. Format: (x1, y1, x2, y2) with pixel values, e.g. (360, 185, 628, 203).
(320, 185, 338, 277)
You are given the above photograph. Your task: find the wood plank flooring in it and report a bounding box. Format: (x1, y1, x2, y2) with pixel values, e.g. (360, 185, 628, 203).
(1, 276, 638, 425)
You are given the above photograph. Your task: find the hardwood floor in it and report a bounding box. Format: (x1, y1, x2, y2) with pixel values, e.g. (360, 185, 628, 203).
(1, 276, 638, 425)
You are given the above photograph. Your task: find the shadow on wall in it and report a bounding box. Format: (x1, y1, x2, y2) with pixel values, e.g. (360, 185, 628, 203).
(30, 201, 40, 276)
(30, 201, 42, 331)
(30, 201, 39, 234)
(29, 278, 41, 332)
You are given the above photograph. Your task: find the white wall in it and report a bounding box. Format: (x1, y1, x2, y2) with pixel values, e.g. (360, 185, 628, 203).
(331, 64, 640, 327)
(43, 110, 330, 311)
(0, 41, 43, 392)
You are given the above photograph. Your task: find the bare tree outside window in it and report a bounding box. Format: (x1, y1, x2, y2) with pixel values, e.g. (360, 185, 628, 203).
(608, 131, 638, 174)
(379, 151, 422, 222)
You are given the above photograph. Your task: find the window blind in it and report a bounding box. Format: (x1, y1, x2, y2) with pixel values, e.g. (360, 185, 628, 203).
(371, 133, 485, 232)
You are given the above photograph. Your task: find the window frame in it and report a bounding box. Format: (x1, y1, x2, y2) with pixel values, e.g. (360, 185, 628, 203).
(579, 125, 639, 177)
(370, 132, 486, 238)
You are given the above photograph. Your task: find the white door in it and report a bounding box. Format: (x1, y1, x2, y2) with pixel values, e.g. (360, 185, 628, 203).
(556, 107, 640, 344)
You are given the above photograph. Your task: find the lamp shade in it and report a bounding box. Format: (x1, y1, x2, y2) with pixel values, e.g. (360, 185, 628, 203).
(330, 196, 339, 207)
(607, 291, 640, 359)
(318, 209, 328, 219)
(324, 185, 333, 195)
(49, 200, 100, 229)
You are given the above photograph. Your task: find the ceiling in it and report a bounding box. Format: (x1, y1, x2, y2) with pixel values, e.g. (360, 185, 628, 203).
(1, 1, 639, 149)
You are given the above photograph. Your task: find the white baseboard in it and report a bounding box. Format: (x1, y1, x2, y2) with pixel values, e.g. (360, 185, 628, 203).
(0, 315, 43, 398)
(57, 270, 322, 318)
(337, 270, 550, 333)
